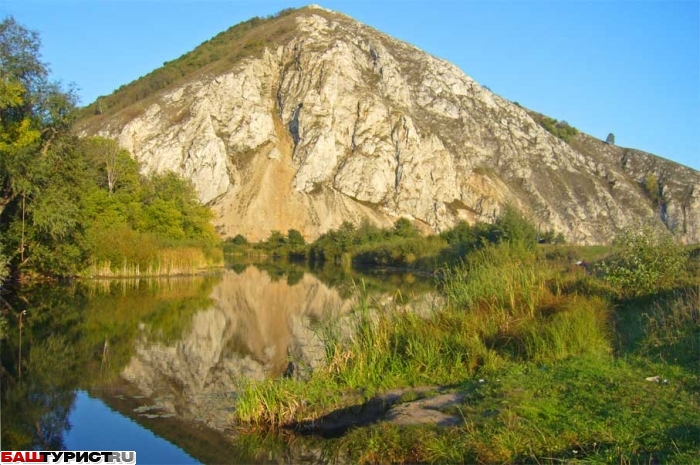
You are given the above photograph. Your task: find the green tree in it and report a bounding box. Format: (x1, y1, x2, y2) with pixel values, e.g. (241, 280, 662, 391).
(0, 17, 79, 276)
(265, 230, 286, 248)
(0, 79, 40, 154)
(0, 17, 46, 92)
(356, 219, 382, 243)
(606, 133, 615, 145)
(0, 17, 76, 155)
(135, 171, 217, 243)
(286, 229, 307, 260)
(81, 137, 134, 194)
(287, 229, 305, 247)
(1, 135, 87, 276)
(0, 18, 219, 278)
(489, 204, 538, 248)
(393, 218, 418, 238)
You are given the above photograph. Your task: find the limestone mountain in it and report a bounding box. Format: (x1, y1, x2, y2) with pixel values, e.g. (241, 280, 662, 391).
(77, 5, 700, 244)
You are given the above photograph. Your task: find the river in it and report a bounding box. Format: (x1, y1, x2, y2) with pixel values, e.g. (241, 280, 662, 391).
(0, 264, 435, 463)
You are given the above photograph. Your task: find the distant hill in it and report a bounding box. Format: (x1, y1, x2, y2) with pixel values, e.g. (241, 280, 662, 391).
(77, 5, 700, 244)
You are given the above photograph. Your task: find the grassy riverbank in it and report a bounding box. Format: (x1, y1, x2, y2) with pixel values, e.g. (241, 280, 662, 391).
(233, 234, 700, 463)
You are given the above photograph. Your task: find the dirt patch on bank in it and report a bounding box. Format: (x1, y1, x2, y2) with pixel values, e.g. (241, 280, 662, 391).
(290, 386, 464, 438)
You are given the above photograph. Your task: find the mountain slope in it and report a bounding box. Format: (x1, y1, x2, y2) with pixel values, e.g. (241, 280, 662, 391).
(77, 5, 700, 244)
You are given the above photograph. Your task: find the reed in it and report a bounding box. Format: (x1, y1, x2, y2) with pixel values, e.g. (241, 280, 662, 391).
(235, 379, 304, 427)
(443, 242, 550, 320)
(84, 246, 221, 278)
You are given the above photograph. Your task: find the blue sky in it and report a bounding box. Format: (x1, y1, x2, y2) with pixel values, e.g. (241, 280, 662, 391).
(2, 0, 698, 170)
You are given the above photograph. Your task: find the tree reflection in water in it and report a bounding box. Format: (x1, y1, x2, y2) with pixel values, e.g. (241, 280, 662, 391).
(1, 276, 216, 451)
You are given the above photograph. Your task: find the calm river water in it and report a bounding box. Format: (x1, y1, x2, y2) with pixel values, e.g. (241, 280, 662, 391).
(0, 264, 434, 464)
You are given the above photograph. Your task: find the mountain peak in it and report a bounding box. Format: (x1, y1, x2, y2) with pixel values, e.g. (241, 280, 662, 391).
(77, 7, 700, 244)
(304, 4, 335, 13)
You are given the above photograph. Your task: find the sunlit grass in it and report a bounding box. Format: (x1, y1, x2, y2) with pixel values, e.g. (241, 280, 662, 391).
(84, 246, 222, 277)
(230, 239, 700, 463)
(337, 355, 699, 464)
(233, 243, 618, 423)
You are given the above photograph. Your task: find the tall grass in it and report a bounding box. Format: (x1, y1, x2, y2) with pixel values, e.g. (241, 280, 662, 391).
(84, 246, 222, 277)
(235, 379, 306, 427)
(519, 296, 611, 361)
(82, 224, 222, 277)
(233, 243, 617, 427)
(443, 242, 549, 319)
(639, 287, 700, 366)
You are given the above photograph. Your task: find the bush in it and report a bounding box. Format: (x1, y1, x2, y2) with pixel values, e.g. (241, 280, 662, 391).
(642, 174, 664, 207)
(538, 229, 566, 245)
(489, 204, 538, 247)
(598, 225, 687, 297)
(230, 234, 248, 246)
(534, 115, 579, 142)
(437, 206, 542, 264)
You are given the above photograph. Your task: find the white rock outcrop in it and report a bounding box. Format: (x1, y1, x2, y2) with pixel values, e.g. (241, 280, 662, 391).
(82, 7, 700, 244)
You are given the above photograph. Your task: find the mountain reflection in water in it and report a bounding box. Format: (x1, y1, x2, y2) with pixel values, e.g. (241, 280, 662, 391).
(121, 267, 353, 429)
(1, 264, 432, 462)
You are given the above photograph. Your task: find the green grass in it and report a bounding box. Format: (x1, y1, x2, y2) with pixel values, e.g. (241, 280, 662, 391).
(635, 288, 700, 367)
(230, 239, 700, 463)
(339, 355, 699, 464)
(234, 244, 611, 416)
(443, 242, 549, 318)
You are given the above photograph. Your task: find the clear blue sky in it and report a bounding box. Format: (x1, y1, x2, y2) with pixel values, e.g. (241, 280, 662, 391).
(2, 0, 698, 170)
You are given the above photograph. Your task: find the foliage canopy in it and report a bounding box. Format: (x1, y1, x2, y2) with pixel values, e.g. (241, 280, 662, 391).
(0, 17, 219, 279)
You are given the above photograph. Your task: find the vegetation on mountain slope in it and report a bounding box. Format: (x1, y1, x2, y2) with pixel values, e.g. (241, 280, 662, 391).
(78, 7, 299, 123)
(527, 110, 579, 143)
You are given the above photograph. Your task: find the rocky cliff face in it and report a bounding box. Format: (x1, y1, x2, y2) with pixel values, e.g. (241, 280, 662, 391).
(78, 5, 700, 244)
